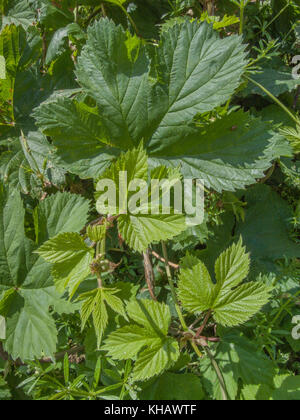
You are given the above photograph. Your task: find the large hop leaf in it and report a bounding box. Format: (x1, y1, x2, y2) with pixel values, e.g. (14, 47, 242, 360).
(33, 18, 281, 191)
(177, 238, 272, 327)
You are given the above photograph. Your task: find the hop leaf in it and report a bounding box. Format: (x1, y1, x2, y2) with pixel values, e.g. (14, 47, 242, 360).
(37, 232, 94, 298)
(96, 144, 186, 252)
(77, 287, 127, 348)
(178, 238, 271, 327)
(103, 299, 180, 381)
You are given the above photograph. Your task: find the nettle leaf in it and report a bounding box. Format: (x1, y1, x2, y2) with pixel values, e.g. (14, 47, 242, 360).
(34, 191, 90, 245)
(212, 281, 272, 327)
(201, 332, 276, 400)
(178, 239, 271, 327)
(75, 19, 149, 149)
(0, 132, 65, 196)
(2, 0, 36, 29)
(103, 299, 180, 381)
(0, 24, 42, 125)
(0, 184, 69, 361)
(33, 97, 112, 178)
(87, 224, 106, 242)
(32, 19, 280, 192)
(96, 142, 148, 215)
(242, 375, 300, 401)
(37, 232, 94, 297)
(96, 145, 186, 253)
(78, 287, 127, 347)
(236, 184, 300, 261)
(46, 23, 85, 65)
(0, 25, 23, 124)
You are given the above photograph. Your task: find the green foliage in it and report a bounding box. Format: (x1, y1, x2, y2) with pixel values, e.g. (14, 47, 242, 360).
(0, 0, 299, 402)
(103, 299, 180, 381)
(96, 144, 187, 252)
(0, 185, 71, 361)
(33, 18, 282, 191)
(178, 239, 271, 326)
(37, 232, 94, 297)
(77, 287, 127, 347)
(201, 331, 276, 400)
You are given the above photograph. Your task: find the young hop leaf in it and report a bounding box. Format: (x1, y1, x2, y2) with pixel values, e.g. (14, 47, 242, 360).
(37, 232, 94, 298)
(77, 287, 127, 348)
(95, 144, 186, 253)
(178, 238, 271, 327)
(103, 299, 180, 381)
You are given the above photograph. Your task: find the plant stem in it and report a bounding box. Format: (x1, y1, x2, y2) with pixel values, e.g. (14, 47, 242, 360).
(195, 310, 212, 338)
(259, 161, 277, 184)
(119, 4, 139, 36)
(245, 75, 300, 126)
(260, 1, 290, 34)
(101, 3, 107, 17)
(161, 241, 188, 331)
(96, 241, 101, 256)
(239, 4, 244, 35)
(97, 274, 103, 289)
(143, 250, 157, 301)
(151, 250, 179, 269)
(204, 347, 228, 401)
(74, 1, 78, 23)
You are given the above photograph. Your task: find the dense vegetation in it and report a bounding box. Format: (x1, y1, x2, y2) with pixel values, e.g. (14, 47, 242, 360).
(0, 0, 299, 401)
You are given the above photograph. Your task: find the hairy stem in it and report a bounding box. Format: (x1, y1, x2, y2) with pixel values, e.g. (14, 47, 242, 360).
(151, 250, 179, 269)
(143, 250, 157, 301)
